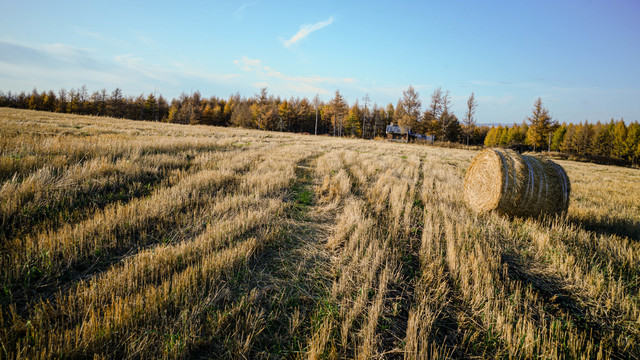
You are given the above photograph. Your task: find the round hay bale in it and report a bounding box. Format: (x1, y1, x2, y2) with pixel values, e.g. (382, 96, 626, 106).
(463, 148, 570, 217)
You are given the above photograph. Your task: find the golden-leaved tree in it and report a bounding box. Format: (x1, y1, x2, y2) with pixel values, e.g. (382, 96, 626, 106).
(395, 85, 421, 131)
(526, 97, 556, 150)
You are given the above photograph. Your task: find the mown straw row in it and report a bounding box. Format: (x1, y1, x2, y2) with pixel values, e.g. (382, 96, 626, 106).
(2, 108, 639, 359)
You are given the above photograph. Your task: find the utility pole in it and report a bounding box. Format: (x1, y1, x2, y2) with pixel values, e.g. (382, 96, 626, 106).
(362, 94, 369, 139)
(189, 88, 194, 124)
(153, 88, 158, 121)
(333, 114, 336, 137)
(314, 93, 319, 136)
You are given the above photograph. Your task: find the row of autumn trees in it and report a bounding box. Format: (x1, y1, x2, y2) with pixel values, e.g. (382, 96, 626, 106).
(0, 85, 488, 145)
(1, 86, 638, 165)
(484, 98, 640, 166)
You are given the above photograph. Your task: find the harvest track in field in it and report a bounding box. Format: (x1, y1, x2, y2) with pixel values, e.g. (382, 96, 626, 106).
(1, 108, 640, 359)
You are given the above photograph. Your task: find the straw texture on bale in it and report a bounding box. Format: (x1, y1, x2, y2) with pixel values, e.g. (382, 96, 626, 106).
(463, 148, 570, 217)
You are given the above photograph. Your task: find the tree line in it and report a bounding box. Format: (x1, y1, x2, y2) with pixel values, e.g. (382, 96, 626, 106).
(1, 86, 638, 166)
(0, 86, 490, 145)
(484, 98, 640, 166)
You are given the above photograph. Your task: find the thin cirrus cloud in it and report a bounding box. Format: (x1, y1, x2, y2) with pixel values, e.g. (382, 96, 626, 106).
(283, 16, 334, 48)
(0, 40, 238, 97)
(234, 55, 355, 95)
(235, 0, 262, 19)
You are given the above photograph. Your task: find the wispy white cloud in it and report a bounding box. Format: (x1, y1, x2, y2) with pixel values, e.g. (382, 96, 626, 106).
(114, 54, 170, 82)
(353, 84, 432, 104)
(283, 16, 334, 48)
(233, 55, 355, 95)
(0, 40, 239, 97)
(135, 33, 157, 48)
(74, 27, 128, 48)
(468, 79, 605, 94)
(235, 0, 262, 19)
(115, 55, 240, 87)
(477, 94, 516, 106)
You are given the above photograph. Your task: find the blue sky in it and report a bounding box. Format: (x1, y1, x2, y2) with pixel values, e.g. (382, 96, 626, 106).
(1, 0, 639, 124)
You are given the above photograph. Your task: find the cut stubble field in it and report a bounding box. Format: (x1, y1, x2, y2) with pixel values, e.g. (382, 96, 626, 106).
(1, 108, 639, 359)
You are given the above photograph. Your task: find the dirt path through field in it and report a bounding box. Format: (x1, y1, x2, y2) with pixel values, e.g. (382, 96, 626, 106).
(188, 152, 339, 358)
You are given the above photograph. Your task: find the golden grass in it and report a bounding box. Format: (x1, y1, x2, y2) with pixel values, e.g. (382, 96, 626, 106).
(1, 108, 639, 359)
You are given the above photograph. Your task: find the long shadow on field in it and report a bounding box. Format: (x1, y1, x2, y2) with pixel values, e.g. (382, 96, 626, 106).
(500, 253, 609, 341)
(0, 168, 169, 245)
(501, 252, 639, 357)
(568, 215, 640, 242)
(188, 154, 334, 359)
(375, 159, 424, 358)
(558, 222, 640, 296)
(0, 170, 176, 311)
(0, 144, 247, 246)
(2, 173, 241, 317)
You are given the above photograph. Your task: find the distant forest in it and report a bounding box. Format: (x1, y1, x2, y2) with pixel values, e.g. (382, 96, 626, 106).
(1, 86, 638, 166)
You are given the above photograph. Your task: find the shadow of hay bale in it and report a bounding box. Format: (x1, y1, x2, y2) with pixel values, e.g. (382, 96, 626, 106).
(569, 216, 640, 241)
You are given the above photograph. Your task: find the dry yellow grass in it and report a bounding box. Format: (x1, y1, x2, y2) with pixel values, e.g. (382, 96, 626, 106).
(1, 108, 639, 359)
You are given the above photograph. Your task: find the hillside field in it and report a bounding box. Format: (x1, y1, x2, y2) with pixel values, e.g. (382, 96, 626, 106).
(1, 108, 640, 359)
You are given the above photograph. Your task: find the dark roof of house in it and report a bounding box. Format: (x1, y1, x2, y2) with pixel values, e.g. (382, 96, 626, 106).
(386, 124, 408, 134)
(414, 134, 434, 140)
(386, 124, 435, 141)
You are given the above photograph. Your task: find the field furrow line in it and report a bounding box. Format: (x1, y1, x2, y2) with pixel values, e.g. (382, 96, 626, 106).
(499, 217, 640, 358)
(1, 144, 313, 358)
(186, 152, 342, 358)
(404, 159, 490, 358)
(0, 157, 184, 244)
(0, 148, 267, 310)
(2, 109, 639, 359)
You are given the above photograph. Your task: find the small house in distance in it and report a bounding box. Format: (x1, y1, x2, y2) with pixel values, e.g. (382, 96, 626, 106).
(386, 123, 409, 142)
(386, 123, 434, 143)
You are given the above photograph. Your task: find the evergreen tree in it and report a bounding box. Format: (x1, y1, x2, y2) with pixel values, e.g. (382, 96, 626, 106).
(574, 122, 594, 154)
(253, 87, 271, 130)
(550, 124, 566, 151)
(611, 119, 628, 159)
(188, 91, 203, 125)
(143, 93, 158, 121)
(78, 85, 89, 114)
(371, 104, 383, 137)
(28, 88, 40, 110)
(591, 121, 612, 157)
(473, 126, 491, 146)
(230, 101, 253, 128)
(43, 90, 56, 112)
(560, 124, 577, 154)
(68, 89, 79, 114)
(484, 126, 499, 147)
(386, 103, 395, 123)
(167, 104, 179, 123)
(328, 90, 348, 136)
(278, 99, 293, 131)
(507, 124, 526, 146)
(498, 126, 509, 146)
(56, 89, 68, 113)
(442, 112, 461, 142)
(625, 122, 640, 164)
(525, 98, 555, 150)
(345, 101, 362, 137)
(109, 88, 124, 118)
